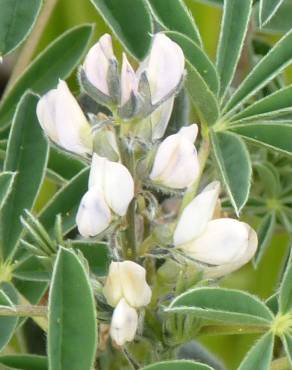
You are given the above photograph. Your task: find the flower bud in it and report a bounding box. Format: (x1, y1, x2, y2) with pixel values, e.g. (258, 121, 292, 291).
(174, 182, 258, 277)
(134, 97, 174, 141)
(76, 154, 134, 237)
(120, 53, 139, 107)
(89, 154, 134, 217)
(76, 189, 111, 237)
(110, 298, 138, 346)
(36, 80, 92, 155)
(83, 34, 115, 97)
(150, 124, 199, 189)
(138, 33, 185, 105)
(103, 261, 152, 308)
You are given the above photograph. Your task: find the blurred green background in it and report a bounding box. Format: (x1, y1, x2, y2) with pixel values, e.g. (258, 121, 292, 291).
(1, 1, 291, 369)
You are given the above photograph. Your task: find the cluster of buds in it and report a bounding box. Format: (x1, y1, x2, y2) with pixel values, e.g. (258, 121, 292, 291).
(36, 32, 258, 347)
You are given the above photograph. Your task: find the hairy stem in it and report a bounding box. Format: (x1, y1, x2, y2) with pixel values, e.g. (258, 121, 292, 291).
(3, 0, 58, 96)
(0, 305, 47, 317)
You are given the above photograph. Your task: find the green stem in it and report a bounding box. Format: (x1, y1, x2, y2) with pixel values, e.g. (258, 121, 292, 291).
(3, 0, 58, 96)
(270, 357, 290, 370)
(179, 135, 210, 213)
(0, 305, 47, 317)
(199, 324, 268, 336)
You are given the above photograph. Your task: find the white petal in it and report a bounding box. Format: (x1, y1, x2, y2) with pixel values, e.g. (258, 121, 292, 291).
(120, 53, 138, 106)
(174, 181, 220, 246)
(37, 89, 59, 143)
(55, 81, 92, 154)
(180, 218, 258, 266)
(103, 262, 124, 307)
(103, 261, 152, 308)
(83, 34, 114, 95)
(151, 97, 174, 140)
(37, 80, 92, 155)
(120, 261, 152, 308)
(110, 299, 138, 346)
(89, 154, 134, 216)
(141, 33, 185, 104)
(150, 132, 199, 189)
(205, 226, 258, 278)
(178, 124, 198, 142)
(76, 188, 111, 237)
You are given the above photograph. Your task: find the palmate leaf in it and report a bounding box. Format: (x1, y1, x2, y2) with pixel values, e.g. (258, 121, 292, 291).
(238, 332, 274, 370)
(0, 290, 18, 352)
(0, 24, 93, 131)
(230, 85, 292, 123)
(231, 122, 292, 156)
(165, 287, 274, 326)
(48, 248, 97, 370)
(0, 0, 42, 56)
(253, 212, 275, 267)
(211, 131, 251, 215)
(216, 0, 253, 98)
(259, 0, 285, 28)
(0, 93, 49, 261)
(223, 28, 292, 115)
(0, 172, 16, 210)
(147, 0, 202, 46)
(90, 0, 153, 60)
(279, 259, 292, 314)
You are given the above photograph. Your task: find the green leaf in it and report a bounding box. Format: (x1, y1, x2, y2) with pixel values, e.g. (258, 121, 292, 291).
(48, 248, 97, 370)
(185, 61, 219, 126)
(231, 122, 292, 155)
(255, 0, 292, 35)
(48, 147, 86, 181)
(166, 287, 274, 326)
(13, 279, 47, 305)
(12, 255, 50, 282)
(166, 31, 219, 95)
(253, 212, 275, 267)
(259, 0, 285, 27)
(147, 0, 202, 46)
(224, 29, 292, 114)
(140, 360, 214, 370)
(255, 162, 280, 197)
(0, 354, 48, 370)
(166, 88, 190, 136)
(211, 131, 251, 215)
(90, 0, 152, 60)
(231, 85, 292, 122)
(0, 24, 93, 131)
(0, 93, 49, 261)
(279, 259, 292, 313)
(265, 293, 279, 316)
(70, 241, 109, 276)
(0, 0, 42, 56)
(283, 334, 292, 367)
(238, 332, 274, 370)
(216, 0, 252, 97)
(0, 290, 18, 351)
(0, 172, 16, 210)
(39, 167, 89, 237)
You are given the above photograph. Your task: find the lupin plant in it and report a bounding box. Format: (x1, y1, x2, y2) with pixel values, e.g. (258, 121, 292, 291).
(0, 1, 292, 370)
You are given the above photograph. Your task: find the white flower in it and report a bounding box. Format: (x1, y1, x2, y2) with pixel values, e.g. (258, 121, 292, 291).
(36, 80, 92, 155)
(76, 153, 134, 237)
(150, 124, 199, 189)
(138, 33, 185, 105)
(120, 53, 138, 106)
(110, 298, 138, 346)
(174, 182, 258, 277)
(103, 261, 152, 308)
(83, 34, 115, 96)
